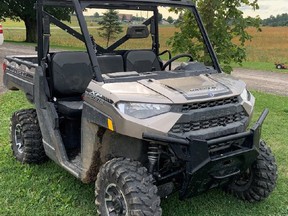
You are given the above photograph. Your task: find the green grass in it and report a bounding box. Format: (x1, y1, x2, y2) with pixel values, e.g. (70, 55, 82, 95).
(232, 61, 288, 73)
(4, 40, 86, 52)
(2, 17, 83, 28)
(1, 19, 25, 28)
(0, 91, 287, 215)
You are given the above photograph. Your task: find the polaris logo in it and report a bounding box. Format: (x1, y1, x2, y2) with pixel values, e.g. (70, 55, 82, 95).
(189, 86, 217, 92)
(208, 92, 215, 97)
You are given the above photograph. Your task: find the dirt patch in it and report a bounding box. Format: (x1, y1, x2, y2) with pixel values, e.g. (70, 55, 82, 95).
(232, 68, 288, 96)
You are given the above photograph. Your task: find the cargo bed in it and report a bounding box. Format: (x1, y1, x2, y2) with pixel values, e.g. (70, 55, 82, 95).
(3, 55, 37, 102)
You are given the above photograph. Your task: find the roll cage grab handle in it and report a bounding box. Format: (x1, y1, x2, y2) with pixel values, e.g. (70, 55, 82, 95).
(36, 0, 222, 82)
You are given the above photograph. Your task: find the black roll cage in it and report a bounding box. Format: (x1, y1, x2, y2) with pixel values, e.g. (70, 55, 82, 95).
(36, 0, 222, 82)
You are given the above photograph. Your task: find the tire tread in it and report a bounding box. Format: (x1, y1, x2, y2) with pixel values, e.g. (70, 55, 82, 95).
(10, 109, 47, 164)
(226, 140, 277, 202)
(95, 158, 162, 216)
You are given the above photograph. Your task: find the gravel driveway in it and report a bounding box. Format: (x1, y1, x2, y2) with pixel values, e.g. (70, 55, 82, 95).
(232, 68, 288, 96)
(1, 43, 288, 96)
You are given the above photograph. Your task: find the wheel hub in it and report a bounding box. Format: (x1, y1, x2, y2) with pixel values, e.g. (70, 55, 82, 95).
(234, 168, 253, 187)
(14, 124, 24, 154)
(105, 183, 128, 216)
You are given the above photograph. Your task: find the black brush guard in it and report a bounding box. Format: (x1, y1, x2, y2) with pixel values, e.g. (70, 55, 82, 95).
(143, 109, 269, 199)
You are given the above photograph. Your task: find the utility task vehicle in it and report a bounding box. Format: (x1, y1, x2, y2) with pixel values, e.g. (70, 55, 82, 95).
(3, 0, 277, 215)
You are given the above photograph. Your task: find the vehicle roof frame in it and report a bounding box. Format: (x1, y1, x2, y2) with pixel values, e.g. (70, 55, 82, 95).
(36, 0, 222, 83)
(42, 0, 195, 8)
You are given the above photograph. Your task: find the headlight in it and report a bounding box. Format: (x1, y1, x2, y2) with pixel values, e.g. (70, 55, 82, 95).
(117, 102, 171, 119)
(240, 89, 251, 102)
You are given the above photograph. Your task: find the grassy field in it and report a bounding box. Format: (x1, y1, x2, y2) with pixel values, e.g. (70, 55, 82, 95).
(0, 90, 287, 215)
(2, 22, 174, 51)
(244, 27, 288, 63)
(230, 61, 288, 73)
(2, 16, 83, 28)
(235, 27, 288, 72)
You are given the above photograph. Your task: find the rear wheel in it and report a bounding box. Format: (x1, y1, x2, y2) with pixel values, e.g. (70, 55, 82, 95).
(10, 109, 47, 164)
(225, 140, 277, 202)
(95, 158, 162, 216)
(276, 64, 282, 69)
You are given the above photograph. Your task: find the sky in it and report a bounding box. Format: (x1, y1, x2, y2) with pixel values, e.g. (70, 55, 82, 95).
(86, 0, 288, 20)
(241, 0, 288, 19)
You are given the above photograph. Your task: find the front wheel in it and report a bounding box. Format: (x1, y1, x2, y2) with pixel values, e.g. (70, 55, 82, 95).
(225, 140, 277, 202)
(95, 158, 162, 216)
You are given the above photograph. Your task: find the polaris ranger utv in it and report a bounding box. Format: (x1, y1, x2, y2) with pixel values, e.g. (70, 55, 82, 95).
(3, 0, 277, 215)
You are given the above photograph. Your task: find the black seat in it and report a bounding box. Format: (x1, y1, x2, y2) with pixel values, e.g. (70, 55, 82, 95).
(124, 50, 161, 72)
(51, 52, 125, 117)
(97, 55, 124, 74)
(51, 52, 93, 117)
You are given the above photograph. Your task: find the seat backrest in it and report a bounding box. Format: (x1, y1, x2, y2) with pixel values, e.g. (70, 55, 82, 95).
(124, 50, 161, 73)
(51, 52, 125, 98)
(97, 55, 124, 74)
(51, 52, 93, 98)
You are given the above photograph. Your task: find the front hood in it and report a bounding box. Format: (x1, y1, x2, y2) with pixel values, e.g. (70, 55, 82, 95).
(156, 75, 230, 99)
(102, 81, 172, 103)
(102, 73, 246, 104)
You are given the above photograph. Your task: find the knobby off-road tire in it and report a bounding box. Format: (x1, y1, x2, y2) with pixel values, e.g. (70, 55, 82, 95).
(95, 158, 162, 216)
(226, 140, 277, 202)
(10, 109, 47, 164)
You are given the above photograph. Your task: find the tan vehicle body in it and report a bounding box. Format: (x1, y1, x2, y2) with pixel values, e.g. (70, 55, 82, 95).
(80, 73, 254, 181)
(4, 0, 277, 214)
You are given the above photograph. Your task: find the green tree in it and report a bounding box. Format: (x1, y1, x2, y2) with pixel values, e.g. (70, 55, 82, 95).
(98, 9, 123, 47)
(262, 13, 288, 26)
(167, 16, 174, 24)
(0, 0, 72, 43)
(158, 13, 163, 23)
(122, 15, 127, 21)
(94, 12, 100, 18)
(169, 0, 261, 73)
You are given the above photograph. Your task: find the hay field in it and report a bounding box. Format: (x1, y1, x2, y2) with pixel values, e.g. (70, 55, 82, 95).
(244, 27, 288, 63)
(3, 25, 176, 51)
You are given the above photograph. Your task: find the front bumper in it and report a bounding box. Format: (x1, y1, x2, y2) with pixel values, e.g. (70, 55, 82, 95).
(143, 109, 269, 199)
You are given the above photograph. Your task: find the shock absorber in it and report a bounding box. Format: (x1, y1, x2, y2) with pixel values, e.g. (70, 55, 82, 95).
(148, 143, 160, 173)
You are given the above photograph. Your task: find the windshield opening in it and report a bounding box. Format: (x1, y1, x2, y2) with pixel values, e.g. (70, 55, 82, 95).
(43, 2, 220, 79)
(82, 6, 215, 69)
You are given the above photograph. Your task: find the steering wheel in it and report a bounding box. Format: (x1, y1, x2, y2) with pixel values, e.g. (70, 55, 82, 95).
(162, 54, 194, 70)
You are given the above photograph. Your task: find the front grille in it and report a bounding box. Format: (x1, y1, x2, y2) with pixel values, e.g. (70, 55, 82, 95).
(208, 139, 246, 158)
(182, 96, 239, 112)
(170, 112, 246, 134)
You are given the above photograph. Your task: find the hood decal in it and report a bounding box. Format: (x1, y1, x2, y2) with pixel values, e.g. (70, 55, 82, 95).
(159, 75, 231, 100)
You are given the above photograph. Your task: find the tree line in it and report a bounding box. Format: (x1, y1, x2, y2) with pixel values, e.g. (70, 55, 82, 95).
(261, 13, 288, 27)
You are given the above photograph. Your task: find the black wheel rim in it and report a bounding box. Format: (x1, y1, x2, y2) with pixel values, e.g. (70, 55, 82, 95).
(14, 124, 24, 154)
(234, 168, 253, 187)
(104, 183, 128, 216)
